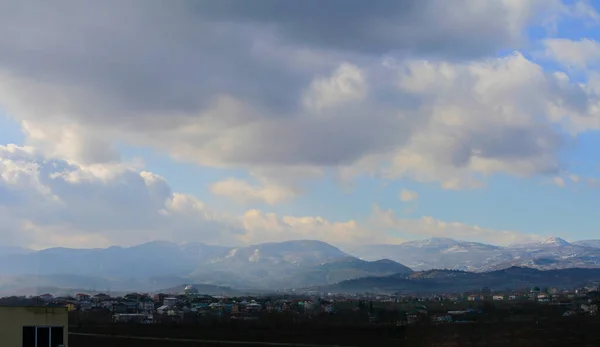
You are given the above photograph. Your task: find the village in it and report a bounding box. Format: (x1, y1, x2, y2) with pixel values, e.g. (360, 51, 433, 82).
(2, 283, 596, 327)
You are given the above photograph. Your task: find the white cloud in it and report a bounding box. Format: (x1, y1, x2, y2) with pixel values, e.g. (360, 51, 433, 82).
(548, 172, 600, 189)
(543, 38, 600, 69)
(380, 52, 600, 188)
(0, 144, 235, 248)
(0, 145, 397, 248)
(303, 63, 367, 112)
(370, 205, 546, 246)
(552, 176, 566, 187)
(569, 174, 581, 183)
(210, 178, 299, 205)
(240, 209, 399, 246)
(399, 189, 419, 202)
(0, 145, 543, 248)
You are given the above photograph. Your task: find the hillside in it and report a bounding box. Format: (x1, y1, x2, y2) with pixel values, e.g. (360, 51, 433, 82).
(0, 240, 413, 293)
(348, 237, 600, 272)
(319, 267, 600, 294)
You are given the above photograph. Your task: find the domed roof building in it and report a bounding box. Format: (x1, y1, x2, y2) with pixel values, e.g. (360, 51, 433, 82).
(184, 285, 199, 295)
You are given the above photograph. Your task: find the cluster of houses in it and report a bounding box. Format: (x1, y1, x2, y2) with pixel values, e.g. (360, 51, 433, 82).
(463, 286, 599, 304)
(23, 283, 599, 325)
(32, 285, 337, 323)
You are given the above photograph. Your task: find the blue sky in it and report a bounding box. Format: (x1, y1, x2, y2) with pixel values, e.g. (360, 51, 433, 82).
(1, 0, 600, 249)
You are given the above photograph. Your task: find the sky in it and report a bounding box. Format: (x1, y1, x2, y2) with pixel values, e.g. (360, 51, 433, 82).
(1, 0, 600, 250)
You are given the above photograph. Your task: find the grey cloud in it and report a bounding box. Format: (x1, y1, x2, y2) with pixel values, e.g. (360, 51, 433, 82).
(1, 0, 539, 111)
(0, 0, 312, 123)
(0, 0, 589, 185)
(192, 0, 547, 58)
(0, 0, 549, 120)
(221, 106, 414, 167)
(454, 125, 564, 172)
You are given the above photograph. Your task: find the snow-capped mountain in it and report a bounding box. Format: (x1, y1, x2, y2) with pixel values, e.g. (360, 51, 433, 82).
(190, 240, 413, 288)
(3, 237, 600, 293)
(207, 240, 348, 268)
(347, 238, 504, 271)
(481, 237, 600, 271)
(349, 237, 600, 272)
(399, 237, 462, 248)
(572, 240, 600, 248)
(0, 240, 413, 292)
(509, 237, 571, 249)
(540, 237, 571, 247)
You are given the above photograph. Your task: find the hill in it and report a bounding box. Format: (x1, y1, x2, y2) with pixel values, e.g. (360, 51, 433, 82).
(318, 266, 600, 294)
(348, 237, 600, 271)
(0, 240, 413, 293)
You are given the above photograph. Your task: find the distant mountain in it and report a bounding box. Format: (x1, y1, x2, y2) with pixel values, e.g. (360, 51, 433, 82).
(479, 238, 600, 271)
(540, 237, 571, 247)
(0, 273, 187, 296)
(205, 240, 347, 269)
(5, 237, 600, 294)
(0, 240, 412, 292)
(348, 237, 504, 271)
(318, 267, 600, 294)
(273, 257, 413, 289)
(0, 245, 33, 256)
(188, 240, 412, 289)
(349, 237, 600, 272)
(573, 240, 600, 249)
(0, 241, 230, 278)
(508, 237, 572, 249)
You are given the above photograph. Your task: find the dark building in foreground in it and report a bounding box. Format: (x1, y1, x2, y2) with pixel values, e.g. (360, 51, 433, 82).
(0, 306, 68, 347)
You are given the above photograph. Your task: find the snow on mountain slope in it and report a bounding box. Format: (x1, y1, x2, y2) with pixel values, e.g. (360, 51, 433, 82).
(572, 240, 600, 249)
(349, 237, 600, 272)
(509, 237, 571, 249)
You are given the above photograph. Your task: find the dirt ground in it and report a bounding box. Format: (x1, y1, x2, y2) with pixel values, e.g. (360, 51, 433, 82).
(69, 316, 600, 347)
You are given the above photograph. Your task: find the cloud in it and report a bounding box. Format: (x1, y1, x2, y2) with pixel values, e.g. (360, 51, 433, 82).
(399, 189, 419, 202)
(552, 176, 566, 187)
(543, 38, 600, 69)
(210, 178, 299, 205)
(240, 209, 400, 246)
(0, 145, 542, 248)
(303, 63, 367, 112)
(569, 174, 581, 183)
(0, 145, 395, 248)
(547, 172, 600, 189)
(370, 205, 546, 246)
(190, 0, 559, 57)
(0, 144, 239, 248)
(0, 0, 591, 193)
(380, 52, 600, 188)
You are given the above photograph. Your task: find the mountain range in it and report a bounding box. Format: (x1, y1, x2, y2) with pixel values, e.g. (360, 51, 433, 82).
(0, 240, 411, 294)
(347, 237, 600, 272)
(318, 267, 600, 294)
(1, 237, 600, 295)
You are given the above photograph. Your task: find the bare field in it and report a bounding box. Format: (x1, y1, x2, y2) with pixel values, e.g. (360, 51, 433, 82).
(69, 317, 600, 347)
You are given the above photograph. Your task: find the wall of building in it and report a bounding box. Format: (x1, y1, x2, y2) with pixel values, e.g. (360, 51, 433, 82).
(0, 306, 68, 347)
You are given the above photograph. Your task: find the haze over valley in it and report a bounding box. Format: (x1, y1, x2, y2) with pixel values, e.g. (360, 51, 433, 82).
(2, 237, 600, 295)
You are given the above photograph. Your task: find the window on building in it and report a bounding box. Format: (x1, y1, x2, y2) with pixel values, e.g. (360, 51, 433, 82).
(50, 327, 64, 347)
(22, 326, 64, 347)
(22, 327, 35, 347)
